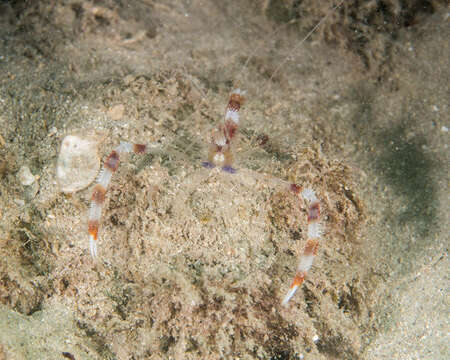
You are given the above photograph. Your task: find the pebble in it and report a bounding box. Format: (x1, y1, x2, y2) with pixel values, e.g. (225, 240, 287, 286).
(57, 134, 100, 193)
(18, 165, 35, 186)
(107, 104, 125, 120)
(14, 198, 25, 206)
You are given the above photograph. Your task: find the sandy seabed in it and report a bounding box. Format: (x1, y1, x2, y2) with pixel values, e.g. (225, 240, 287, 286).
(0, 1, 448, 359)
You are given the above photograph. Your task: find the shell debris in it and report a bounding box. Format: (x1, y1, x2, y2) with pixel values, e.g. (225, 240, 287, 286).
(57, 135, 100, 193)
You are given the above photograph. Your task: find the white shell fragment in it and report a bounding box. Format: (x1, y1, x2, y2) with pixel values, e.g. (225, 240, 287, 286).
(18, 165, 35, 186)
(57, 135, 100, 193)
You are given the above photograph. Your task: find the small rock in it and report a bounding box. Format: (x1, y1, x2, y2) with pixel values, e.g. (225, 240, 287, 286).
(18, 165, 35, 186)
(107, 104, 125, 120)
(48, 126, 58, 137)
(57, 134, 100, 193)
(14, 198, 25, 206)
